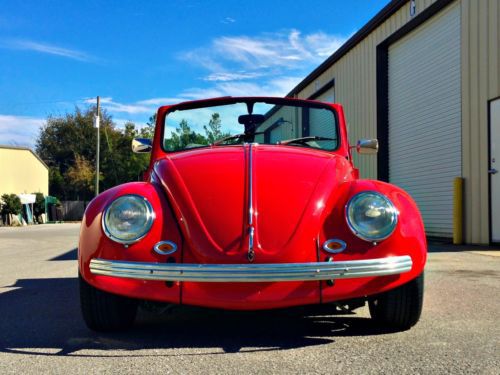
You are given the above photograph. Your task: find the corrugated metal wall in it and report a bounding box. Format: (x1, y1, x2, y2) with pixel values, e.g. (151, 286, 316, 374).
(297, 0, 440, 180)
(295, 0, 499, 243)
(462, 0, 500, 243)
(388, 3, 461, 237)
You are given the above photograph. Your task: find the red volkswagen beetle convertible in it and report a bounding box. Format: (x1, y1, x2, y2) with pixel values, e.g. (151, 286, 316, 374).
(79, 97, 426, 331)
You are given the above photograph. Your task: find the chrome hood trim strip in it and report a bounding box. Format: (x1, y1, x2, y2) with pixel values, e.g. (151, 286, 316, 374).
(247, 143, 255, 262)
(248, 143, 254, 226)
(90, 255, 413, 282)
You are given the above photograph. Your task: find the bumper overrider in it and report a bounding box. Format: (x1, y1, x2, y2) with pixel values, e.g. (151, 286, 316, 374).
(89, 255, 412, 282)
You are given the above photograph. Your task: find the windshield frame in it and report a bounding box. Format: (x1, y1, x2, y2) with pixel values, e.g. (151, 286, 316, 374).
(160, 96, 341, 153)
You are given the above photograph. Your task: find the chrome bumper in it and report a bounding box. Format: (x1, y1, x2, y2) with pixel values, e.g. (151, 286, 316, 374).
(89, 255, 412, 282)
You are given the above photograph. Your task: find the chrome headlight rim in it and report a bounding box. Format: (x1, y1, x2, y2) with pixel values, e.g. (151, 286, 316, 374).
(345, 191, 398, 242)
(102, 194, 155, 245)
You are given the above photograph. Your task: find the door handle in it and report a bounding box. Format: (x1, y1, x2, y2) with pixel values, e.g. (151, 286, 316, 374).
(489, 168, 498, 175)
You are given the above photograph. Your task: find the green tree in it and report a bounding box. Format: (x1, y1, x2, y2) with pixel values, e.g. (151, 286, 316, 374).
(65, 155, 95, 200)
(36, 106, 150, 200)
(141, 114, 156, 139)
(203, 112, 231, 144)
(48, 167, 65, 199)
(165, 119, 208, 151)
(111, 121, 151, 182)
(36, 107, 107, 199)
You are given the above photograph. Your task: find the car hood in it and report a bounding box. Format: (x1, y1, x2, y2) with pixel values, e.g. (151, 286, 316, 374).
(153, 145, 353, 263)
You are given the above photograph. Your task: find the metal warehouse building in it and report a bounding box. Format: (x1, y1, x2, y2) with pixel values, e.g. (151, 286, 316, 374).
(0, 145, 49, 197)
(287, 0, 500, 244)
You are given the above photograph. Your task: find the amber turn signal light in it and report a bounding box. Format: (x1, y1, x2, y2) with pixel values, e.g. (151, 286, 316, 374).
(322, 239, 347, 254)
(153, 241, 178, 255)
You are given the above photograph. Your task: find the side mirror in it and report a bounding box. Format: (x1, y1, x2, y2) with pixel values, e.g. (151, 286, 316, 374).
(356, 139, 378, 154)
(132, 138, 152, 153)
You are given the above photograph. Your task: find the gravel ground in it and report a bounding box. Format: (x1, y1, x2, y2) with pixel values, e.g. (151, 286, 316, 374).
(0, 223, 498, 374)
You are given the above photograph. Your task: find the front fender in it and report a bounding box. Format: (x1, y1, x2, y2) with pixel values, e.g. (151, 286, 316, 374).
(319, 179, 427, 302)
(78, 182, 182, 303)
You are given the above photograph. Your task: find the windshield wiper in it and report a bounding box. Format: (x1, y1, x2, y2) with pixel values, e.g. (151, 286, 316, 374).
(279, 136, 337, 145)
(212, 131, 265, 146)
(212, 134, 244, 146)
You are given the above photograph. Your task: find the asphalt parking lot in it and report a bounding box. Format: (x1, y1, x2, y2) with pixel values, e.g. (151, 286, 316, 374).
(0, 224, 499, 374)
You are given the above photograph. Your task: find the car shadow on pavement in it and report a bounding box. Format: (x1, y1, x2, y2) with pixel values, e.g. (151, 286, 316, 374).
(0, 277, 389, 357)
(49, 248, 78, 261)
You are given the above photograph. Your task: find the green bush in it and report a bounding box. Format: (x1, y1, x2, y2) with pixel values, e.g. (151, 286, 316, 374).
(1, 194, 22, 225)
(32, 192, 45, 223)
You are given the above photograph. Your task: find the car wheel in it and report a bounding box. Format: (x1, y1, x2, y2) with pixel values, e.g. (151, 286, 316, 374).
(369, 272, 424, 331)
(79, 274, 138, 331)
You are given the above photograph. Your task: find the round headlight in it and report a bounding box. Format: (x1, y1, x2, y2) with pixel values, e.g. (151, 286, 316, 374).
(346, 192, 398, 241)
(102, 195, 155, 244)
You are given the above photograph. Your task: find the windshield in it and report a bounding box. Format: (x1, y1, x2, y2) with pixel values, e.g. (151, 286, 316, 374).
(163, 100, 338, 152)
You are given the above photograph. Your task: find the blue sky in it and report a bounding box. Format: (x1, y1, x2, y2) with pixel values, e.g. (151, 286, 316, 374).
(0, 0, 389, 147)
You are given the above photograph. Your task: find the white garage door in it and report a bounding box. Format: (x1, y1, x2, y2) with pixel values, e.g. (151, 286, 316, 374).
(310, 88, 336, 139)
(388, 4, 461, 237)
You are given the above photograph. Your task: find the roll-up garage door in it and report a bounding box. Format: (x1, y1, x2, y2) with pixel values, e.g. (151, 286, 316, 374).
(310, 88, 336, 139)
(388, 4, 461, 237)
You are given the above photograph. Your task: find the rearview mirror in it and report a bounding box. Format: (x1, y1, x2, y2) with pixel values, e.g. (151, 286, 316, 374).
(132, 138, 152, 153)
(356, 139, 378, 154)
(238, 114, 266, 125)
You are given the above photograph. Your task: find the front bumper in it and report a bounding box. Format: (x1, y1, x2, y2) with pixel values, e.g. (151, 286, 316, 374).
(89, 255, 412, 282)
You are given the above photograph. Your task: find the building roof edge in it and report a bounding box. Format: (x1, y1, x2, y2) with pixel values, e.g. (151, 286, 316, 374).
(0, 145, 49, 170)
(287, 0, 408, 97)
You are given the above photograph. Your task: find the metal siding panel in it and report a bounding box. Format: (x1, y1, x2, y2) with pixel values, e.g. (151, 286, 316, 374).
(388, 4, 461, 237)
(461, 0, 500, 244)
(478, 0, 489, 241)
(469, 0, 481, 242)
(489, 0, 500, 98)
(461, 0, 472, 242)
(296, 1, 439, 182)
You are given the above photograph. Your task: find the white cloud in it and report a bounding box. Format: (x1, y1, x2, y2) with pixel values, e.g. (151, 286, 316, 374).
(169, 29, 350, 110)
(305, 32, 348, 58)
(181, 76, 303, 99)
(204, 71, 262, 82)
(0, 39, 95, 62)
(180, 29, 350, 82)
(83, 97, 153, 115)
(97, 97, 114, 104)
(221, 17, 236, 24)
(136, 97, 181, 106)
(266, 76, 304, 96)
(81, 97, 185, 120)
(76, 29, 347, 127)
(0, 115, 45, 148)
(83, 97, 113, 105)
(103, 102, 152, 115)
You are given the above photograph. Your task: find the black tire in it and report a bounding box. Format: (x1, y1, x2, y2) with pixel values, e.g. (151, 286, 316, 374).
(79, 274, 138, 331)
(369, 272, 424, 331)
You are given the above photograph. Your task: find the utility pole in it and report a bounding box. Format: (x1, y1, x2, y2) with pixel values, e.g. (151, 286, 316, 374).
(95, 96, 100, 196)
